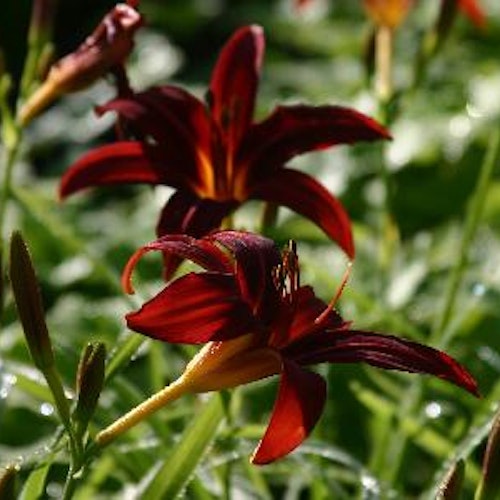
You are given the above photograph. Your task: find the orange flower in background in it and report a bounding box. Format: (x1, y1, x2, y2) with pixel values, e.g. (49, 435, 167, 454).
(363, 0, 413, 29)
(295, 0, 486, 29)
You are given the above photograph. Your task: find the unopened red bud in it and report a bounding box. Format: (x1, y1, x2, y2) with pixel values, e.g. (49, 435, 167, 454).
(19, 2, 143, 125)
(437, 459, 464, 499)
(0, 465, 18, 500)
(476, 410, 500, 500)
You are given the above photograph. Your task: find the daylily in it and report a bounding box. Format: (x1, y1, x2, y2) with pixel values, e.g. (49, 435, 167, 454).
(294, 0, 485, 29)
(363, 0, 485, 29)
(19, 0, 143, 125)
(95, 230, 478, 464)
(59, 25, 390, 273)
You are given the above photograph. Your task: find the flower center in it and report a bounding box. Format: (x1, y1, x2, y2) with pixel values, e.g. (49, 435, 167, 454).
(273, 240, 300, 304)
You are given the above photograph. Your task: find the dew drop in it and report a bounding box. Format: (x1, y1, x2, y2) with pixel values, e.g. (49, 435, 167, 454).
(40, 402, 54, 416)
(425, 402, 442, 419)
(472, 283, 486, 297)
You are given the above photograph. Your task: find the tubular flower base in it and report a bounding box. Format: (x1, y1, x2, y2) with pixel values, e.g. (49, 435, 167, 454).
(60, 24, 391, 273)
(111, 230, 478, 465)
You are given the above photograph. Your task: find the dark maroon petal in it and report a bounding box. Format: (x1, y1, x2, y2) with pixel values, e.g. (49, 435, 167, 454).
(209, 231, 282, 321)
(209, 25, 264, 150)
(270, 286, 347, 349)
(287, 330, 478, 396)
(126, 272, 256, 344)
(156, 191, 238, 279)
(98, 86, 214, 195)
(60, 141, 171, 199)
(239, 105, 390, 181)
(251, 359, 326, 464)
(122, 233, 234, 294)
(251, 168, 355, 258)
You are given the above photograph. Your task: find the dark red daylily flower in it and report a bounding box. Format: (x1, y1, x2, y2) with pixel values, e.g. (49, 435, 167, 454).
(122, 230, 478, 465)
(60, 25, 390, 270)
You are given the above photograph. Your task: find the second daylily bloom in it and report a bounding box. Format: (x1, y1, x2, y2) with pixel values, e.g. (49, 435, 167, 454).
(60, 24, 390, 270)
(96, 230, 478, 464)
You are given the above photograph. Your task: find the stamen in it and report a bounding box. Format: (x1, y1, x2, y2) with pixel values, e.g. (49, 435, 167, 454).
(314, 261, 353, 325)
(272, 240, 300, 302)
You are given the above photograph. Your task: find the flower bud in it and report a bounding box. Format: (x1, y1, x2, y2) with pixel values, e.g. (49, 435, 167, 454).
(363, 0, 413, 29)
(475, 410, 500, 499)
(437, 460, 464, 499)
(9, 232, 55, 371)
(73, 342, 106, 435)
(0, 465, 18, 500)
(19, 1, 143, 125)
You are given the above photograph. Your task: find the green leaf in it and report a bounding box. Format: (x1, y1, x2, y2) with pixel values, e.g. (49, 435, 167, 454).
(19, 462, 51, 500)
(140, 394, 224, 500)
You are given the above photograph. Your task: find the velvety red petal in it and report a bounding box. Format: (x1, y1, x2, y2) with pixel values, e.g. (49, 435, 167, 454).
(251, 359, 327, 465)
(60, 141, 169, 199)
(239, 104, 390, 182)
(156, 191, 239, 279)
(251, 168, 355, 258)
(126, 272, 256, 344)
(122, 233, 234, 294)
(459, 0, 486, 27)
(98, 86, 214, 195)
(209, 231, 282, 321)
(287, 330, 478, 396)
(270, 286, 346, 348)
(209, 25, 264, 151)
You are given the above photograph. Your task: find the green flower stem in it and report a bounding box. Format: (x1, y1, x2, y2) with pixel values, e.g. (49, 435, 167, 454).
(431, 128, 500, 348)
(374, 26, 393, 107)
(44, 364, 81, 459)
(94, 377, 190, 448)
(379, 128, 500, 485)
(373, 25, 397, 283)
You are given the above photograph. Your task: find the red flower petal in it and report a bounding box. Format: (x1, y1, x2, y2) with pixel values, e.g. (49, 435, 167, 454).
(156, 191, 238, 278)
(239, 105, 390, 182)
(98, 86, 214, 195)
(209, 25, 264, 151)
(126, 272, 256, 344)
(60, 141, 169, 199)
(122, 233, 233, 294)
(270, 286, 346, 348)
(288, 330, 478, 396)
(251, 359, 327, 464)
(251, 168, 355, 258)
(459, 0, 486, 28)
(209, 231, 282, 321)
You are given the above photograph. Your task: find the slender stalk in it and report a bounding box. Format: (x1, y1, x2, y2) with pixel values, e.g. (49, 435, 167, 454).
(380, 129, 500, 485)
(375, 26, 393, 107)
(95, 377, 190, 447)
(432, 128, 500, 348)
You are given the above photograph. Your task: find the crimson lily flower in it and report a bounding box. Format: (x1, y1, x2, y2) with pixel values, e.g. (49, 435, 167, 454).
(121, 230, 478, 465)
(60, 25, 390, 271)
